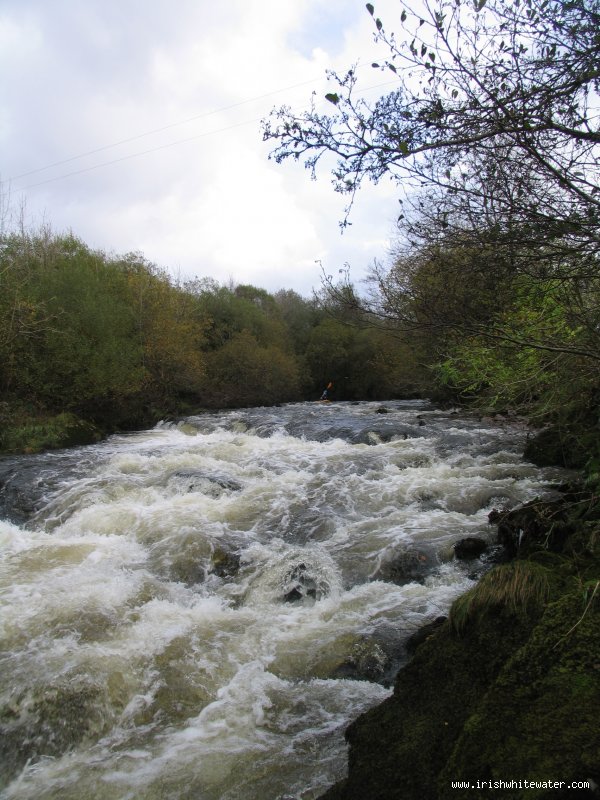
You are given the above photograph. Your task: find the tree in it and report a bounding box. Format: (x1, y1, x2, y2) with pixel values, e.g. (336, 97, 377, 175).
(202, 330, 301, 407)
(191, 282, 290, 352)
(264, 0, 600, 365)
(119, 253, 207, 405)
(264, 0, 599, 231)
(273, 289, 321, 354)
(0, 232, 148, 411)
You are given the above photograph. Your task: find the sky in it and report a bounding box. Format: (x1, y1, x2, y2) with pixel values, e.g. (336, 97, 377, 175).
(0, 0, 403, 297)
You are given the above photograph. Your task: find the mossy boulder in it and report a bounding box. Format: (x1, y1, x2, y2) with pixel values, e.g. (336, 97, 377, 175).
(331, 638, 394, 683)
(441, 589, 600, 797)
(371, 544, 439, 585)
(210, 546, 241, 579)
(321, 604, 539, 800)
(0, 411, 102, 454)
(454, 536, 488, 560)
(524, 425, 600, 470)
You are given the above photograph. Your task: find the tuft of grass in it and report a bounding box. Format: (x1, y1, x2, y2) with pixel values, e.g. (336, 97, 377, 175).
(450, 561, 552, 634)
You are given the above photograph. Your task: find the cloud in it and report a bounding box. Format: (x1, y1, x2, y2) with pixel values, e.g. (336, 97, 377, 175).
(1, 0, 403, 296)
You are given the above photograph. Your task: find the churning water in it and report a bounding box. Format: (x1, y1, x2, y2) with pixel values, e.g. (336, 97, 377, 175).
(0, 401, 567, 799)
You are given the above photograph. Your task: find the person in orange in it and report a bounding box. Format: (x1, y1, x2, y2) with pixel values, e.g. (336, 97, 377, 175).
(320, 381, 333, 400)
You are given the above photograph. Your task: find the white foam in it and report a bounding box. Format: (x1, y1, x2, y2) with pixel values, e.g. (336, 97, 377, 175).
(0, 402, 567, 800)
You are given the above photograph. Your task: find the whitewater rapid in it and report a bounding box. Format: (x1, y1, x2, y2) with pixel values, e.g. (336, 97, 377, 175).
(0, 401, 567, 799)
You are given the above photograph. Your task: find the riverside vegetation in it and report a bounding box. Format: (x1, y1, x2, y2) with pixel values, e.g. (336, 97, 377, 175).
(0, 227, 427, 454)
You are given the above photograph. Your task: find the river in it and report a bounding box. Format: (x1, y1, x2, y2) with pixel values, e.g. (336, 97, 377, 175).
(0, 400, 567, 799)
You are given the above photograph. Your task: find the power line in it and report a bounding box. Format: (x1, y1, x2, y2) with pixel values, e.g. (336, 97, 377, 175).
(17, 118, 262, 190)
(11, 75, 400, 193)
(8, 76, 327, 183)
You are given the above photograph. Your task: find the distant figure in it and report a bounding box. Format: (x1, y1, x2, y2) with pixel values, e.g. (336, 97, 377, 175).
(320, 381, 333, 400)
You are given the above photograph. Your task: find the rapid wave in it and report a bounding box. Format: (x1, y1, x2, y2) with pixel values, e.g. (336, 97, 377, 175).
(0, 401, 568, 799)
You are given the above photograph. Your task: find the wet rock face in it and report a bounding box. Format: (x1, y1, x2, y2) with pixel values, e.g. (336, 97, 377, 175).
(453, 537, 488, 560)
(282, 562, 330, 603)
(210, 546, 241, 579)
(331, 639, 393, 683)
(0, 459, 51, 523)
(167, 470, 242, 496)
(0, 477, 37, 523)
(282, 562, 324, 602)
(371, 546, 439, 585)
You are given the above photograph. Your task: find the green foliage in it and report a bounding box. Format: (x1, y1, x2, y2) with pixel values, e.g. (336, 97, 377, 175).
(202, 330, 301, 407)
(121, 255, 207, 403)
(0, 232, 143, 407)
(0, 404, 101, 453)
(432, 275, 599, 423)
(0, 230, 210, 434)
(0, 221, 450, 453)
(273, 289, 320, 354)
(194, 282, 290, 352)
(304, 314, 428, 400)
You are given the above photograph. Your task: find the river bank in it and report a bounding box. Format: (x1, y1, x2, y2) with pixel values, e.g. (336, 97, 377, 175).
(0, 399, 191, 455)
(320, 477, 600, 799)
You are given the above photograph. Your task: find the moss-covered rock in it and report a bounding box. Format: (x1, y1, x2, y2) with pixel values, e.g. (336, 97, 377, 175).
(524, 425, 600, 470)
(0, 411, 102, 454)
(441, 588, 600, 798)
(321, 606, 539, 800)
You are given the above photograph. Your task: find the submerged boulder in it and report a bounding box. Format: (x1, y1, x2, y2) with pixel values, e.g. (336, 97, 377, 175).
(331, 639, 393, 683)
(371, 545, 438, 585)
(210, 546, 241, 579)
(0, 678, 109, 786)
(167, 469, 242, 496)
(453, 536, 487, 560)
(282, 562, 325, 602)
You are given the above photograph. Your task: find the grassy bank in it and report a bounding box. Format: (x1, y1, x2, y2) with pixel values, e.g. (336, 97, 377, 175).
(0, 404, 104, 454)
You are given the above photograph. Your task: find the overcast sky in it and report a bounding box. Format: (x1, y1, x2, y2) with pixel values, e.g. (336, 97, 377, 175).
(1, 0, 403, 296)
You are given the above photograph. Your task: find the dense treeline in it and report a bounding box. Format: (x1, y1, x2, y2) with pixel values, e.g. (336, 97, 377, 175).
(0, 227, 427, 452)
(327, 229, 600, 429)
